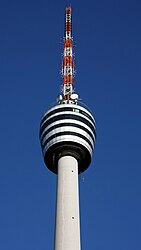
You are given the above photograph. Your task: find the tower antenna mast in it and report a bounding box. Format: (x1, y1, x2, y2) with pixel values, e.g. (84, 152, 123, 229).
(62, 6, 74, 100)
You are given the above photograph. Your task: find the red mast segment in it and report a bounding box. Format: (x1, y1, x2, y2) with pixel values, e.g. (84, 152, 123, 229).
(63, 7, 74, 100)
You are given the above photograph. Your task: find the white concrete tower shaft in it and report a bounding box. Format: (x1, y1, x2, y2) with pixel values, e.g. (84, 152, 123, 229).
(54, 156, 81, 250)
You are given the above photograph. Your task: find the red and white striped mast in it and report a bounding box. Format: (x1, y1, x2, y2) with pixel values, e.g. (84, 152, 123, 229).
(63, 6, 73, 100)
(60, 6, 77, 102)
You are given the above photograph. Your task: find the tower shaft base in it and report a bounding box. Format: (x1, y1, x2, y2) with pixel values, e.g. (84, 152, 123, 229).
(54, 155, 81, 250)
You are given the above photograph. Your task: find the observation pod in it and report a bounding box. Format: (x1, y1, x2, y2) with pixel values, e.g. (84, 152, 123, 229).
(40, 103, 96, 174)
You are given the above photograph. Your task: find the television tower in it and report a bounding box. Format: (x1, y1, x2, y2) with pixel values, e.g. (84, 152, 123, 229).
(39, 6, 96, 250)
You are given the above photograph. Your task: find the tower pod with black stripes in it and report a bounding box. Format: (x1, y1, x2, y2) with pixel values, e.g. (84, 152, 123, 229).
(40, 103, 96, 174)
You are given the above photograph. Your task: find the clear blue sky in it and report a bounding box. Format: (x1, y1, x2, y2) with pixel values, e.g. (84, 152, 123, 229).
(0, 0, 141, 249)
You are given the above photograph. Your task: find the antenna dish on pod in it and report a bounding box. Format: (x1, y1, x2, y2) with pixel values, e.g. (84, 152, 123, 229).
(70, 93, 78, 100)
(57, 94, 63, 103)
